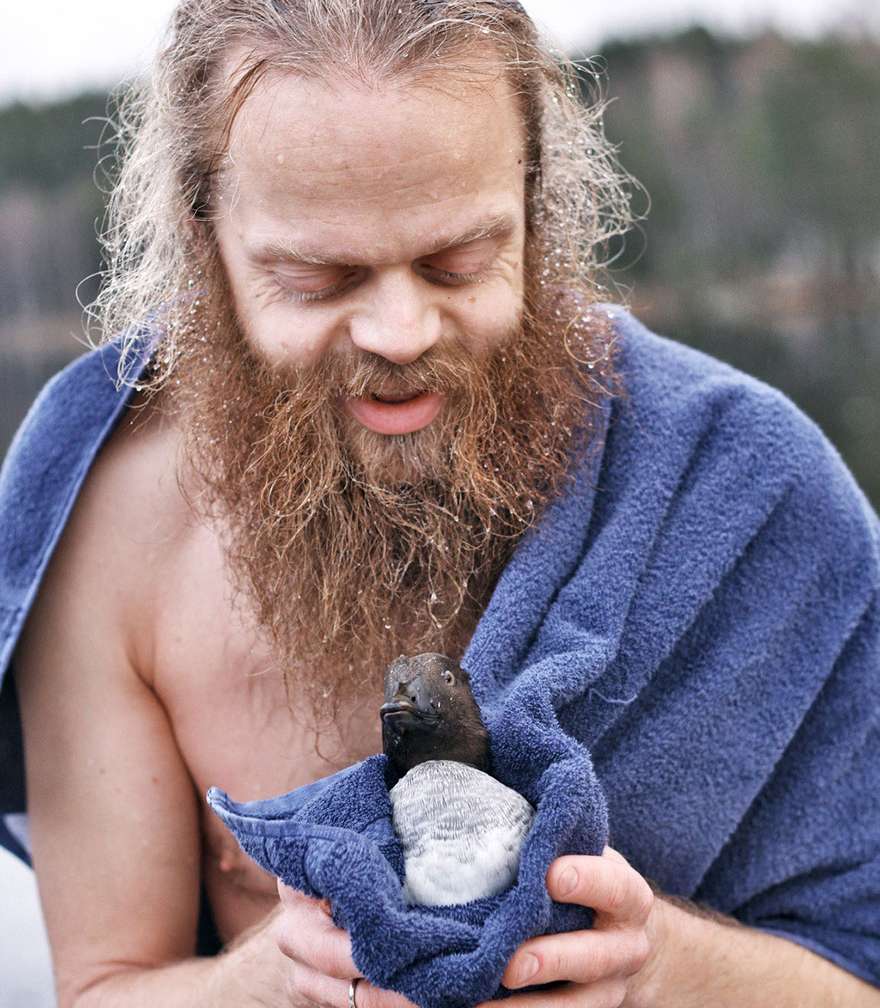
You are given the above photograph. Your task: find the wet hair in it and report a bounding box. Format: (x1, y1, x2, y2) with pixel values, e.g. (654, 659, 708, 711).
(88, 0, 636, 382)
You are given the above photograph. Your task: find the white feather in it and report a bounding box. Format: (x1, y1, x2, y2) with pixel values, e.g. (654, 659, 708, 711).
(389, 759, 534, 906)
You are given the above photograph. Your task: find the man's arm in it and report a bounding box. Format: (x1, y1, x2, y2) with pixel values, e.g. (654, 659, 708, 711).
(64, 912, 293, 1008)
(13, 438, 300, 1008)
(632, 894, 880, 1008)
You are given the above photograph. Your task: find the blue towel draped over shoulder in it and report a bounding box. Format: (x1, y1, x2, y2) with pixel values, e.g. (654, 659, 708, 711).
(0, 339, 143, 863)
(2, 309, 879, 1002)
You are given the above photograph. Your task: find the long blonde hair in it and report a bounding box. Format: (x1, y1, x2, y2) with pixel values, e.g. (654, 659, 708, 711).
(88, 0, 636, 383)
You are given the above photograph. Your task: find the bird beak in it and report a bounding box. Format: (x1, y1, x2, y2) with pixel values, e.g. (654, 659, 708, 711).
(380, 699, 418, 720)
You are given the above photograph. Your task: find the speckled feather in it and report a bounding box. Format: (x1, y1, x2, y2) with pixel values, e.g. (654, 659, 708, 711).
(390, 758, 535, 905)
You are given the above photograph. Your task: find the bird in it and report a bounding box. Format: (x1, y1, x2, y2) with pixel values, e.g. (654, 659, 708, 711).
(380, 652, 535, 906)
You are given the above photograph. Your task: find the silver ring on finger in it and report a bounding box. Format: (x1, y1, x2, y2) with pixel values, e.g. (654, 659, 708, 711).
(348, 977, 362, 1008)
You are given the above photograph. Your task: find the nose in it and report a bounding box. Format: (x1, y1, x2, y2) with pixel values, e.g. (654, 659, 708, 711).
(348, 268, 442, 365)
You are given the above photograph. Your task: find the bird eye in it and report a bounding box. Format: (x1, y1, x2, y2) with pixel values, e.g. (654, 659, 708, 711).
(443, 669, 455, 686)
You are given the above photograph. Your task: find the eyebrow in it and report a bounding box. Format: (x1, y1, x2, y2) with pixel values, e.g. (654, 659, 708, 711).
(249, 214, 516, 267)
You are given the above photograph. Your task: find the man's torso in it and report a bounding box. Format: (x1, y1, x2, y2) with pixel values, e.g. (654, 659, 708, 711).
(23, 388, 384, 946)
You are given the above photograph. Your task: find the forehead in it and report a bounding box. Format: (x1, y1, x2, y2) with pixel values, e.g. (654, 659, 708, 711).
(215, 54, 527, 261)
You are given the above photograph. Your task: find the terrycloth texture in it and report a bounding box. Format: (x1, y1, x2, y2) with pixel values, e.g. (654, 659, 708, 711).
(2, 310, 879, 998)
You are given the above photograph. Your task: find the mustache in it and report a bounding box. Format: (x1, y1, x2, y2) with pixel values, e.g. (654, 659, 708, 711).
(270, 335, 496, 402)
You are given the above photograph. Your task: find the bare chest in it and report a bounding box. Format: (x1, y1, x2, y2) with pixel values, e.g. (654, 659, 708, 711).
(147, 526, 384, 943)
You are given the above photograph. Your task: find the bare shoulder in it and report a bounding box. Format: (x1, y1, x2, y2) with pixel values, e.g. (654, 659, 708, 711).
(77, 387, 191, 561)
(35, 387, 193, 678)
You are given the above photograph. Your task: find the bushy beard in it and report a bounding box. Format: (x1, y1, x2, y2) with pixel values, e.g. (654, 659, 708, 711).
(162, 255, 616, 724)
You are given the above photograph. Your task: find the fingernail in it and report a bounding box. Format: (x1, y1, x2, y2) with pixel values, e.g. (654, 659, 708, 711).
(510, 953, 540, 986)
(556, 865, 578, 896)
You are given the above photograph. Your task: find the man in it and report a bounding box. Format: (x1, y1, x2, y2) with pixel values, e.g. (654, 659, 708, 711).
(1, 1, 877, 1006)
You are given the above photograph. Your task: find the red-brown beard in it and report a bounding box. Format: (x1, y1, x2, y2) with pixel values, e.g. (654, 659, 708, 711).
(162, 258, 616, 724)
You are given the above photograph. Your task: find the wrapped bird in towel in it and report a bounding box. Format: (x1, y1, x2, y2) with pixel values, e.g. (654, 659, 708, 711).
(379, 654, 537, 908)
(208, 647, 607, 1008)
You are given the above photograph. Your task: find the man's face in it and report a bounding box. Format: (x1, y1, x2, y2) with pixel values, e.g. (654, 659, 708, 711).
(174, 54, 610, 721)
(213, 59, 527, 462)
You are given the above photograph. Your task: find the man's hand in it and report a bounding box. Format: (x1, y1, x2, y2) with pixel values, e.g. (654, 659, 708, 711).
(274, 881, 417, 1008)
(478, 847, 656, 1008)
(273, 849, 656, 1008)
(480, 848, 880, 1008)
(274, 849, 880, 1008)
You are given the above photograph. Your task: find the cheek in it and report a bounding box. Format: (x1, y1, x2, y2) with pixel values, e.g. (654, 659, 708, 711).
(452, 286, 522, 354)
(242, 306, 334, 370)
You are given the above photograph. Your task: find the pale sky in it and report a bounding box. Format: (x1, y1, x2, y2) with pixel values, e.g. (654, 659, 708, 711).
(1, 0, 878, 103)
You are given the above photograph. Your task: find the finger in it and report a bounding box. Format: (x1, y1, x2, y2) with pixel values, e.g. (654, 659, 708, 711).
(351, 979, 419, 1008)
(273, 899, 358, 979)
(476, 979, 627, 1008)
(277, 879, 332, 917)
(286, 963, 416, 1008)
(547, 855, 654, 926)
(501, 929, 650, 988)
(283, 959, 343, 1008)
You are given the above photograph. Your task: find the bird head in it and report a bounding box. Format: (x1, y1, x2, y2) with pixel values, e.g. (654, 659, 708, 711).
(380, 653, 490, 780)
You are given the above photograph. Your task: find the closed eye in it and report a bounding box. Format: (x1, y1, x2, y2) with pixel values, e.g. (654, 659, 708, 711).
(418, 265, 485, 286)
(266, 267, 362, 304)
(267, 264, 485, 304)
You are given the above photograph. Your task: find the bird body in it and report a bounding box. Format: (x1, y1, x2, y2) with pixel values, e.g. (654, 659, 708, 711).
(390, 759, 534, 905)
(381, 653, 535, 906)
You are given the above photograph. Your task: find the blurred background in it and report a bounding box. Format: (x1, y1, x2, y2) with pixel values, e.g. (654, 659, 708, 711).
(1, 1, 878, 1005)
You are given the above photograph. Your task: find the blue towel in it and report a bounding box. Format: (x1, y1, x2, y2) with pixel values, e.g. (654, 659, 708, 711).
(2, 310, 878, 1000)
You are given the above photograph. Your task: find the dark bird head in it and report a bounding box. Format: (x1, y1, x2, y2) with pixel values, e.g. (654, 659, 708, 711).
(380, 653, 489, 781)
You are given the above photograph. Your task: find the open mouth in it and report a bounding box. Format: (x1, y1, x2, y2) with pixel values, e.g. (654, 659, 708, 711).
(369, 390, 426, 404)
(343, 390, 445, 435)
